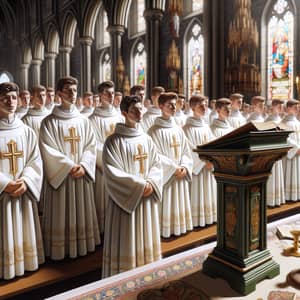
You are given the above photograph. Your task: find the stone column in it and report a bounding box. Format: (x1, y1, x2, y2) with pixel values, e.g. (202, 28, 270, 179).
(144, 9, 164, 95)
(19, 63, 30, 90)
(59, 46, 72, 78)
(45, 52, 57, 88)
(31, 59, 42, 86)
(108, 25, 125, 90)
(79, 36, 93, 93)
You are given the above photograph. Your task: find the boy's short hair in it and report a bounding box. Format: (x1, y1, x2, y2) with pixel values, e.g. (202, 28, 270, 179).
(19, 89, 30, 96)
(215, 98, 231, 110)
(115, 91, 122, 97)
(230, 93, 243, 101)
(97, 81, 115, 93)
(286, 99, 299, 108)
(56, 76, 78, 92)
(31, 85, 46, 95)
(271, 99, 284, 106)
(0, 82, 19, 96)
(120, 95, 141, 113)
(151, 86, 165, 96)
(83, 91, 93, 98)
(189, 95, 206, 108)
(251, 96, 265, 105)
(158, 92, 178, 106)
(130, 85, 145, 95)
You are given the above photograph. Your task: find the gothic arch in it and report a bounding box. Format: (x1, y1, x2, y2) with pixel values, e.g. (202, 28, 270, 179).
(261, 0, 296, 98)
(20, 42, 32, 65)
(45, 24, 60, 54)
(82, 0, 102, 38)
(61, 12, 78, 48)
(0, 0, 16, 38)
(32, 33, 45, 61)
(112, 0, 132, 26)
(130, 38, 147, 86)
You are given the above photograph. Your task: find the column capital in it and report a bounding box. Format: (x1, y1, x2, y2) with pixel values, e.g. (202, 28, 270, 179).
(20, 63, 30, 69)
(59, 46, 72, 54)
(107, 24, 125, 36)
(78, 36, 94, 46)
(143, 8, 164, 21)
(45, 52, 57, 59)
(31, 59, 42, 66)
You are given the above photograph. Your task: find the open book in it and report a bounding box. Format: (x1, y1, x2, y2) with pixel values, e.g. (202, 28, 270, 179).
(196, 121, 292, 151)
(276, 224, 300, 240)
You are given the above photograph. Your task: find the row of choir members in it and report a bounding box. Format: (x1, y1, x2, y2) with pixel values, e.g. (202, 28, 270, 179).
(2, 78, 300, 281)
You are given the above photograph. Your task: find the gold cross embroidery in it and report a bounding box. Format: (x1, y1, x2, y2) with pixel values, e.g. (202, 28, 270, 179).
(106, 123, 115, 137)
(170, 135, 180, 160)
(0, 140, 24, 178)
(64, 127, 81, 155)
(134, 144, 148, 175)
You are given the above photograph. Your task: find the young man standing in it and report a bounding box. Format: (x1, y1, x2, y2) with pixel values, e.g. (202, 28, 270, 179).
(247, 96, 266, 123)
(89, 80, 123, 234)
(39, 76, 100, 260)
(0, 82, 44, 279)
(140, 86, 165, 132)
(16, 90, 30, 119)
(22, 85, 50, 137)
(228, 93, 247, 129)
(102, 95, 162, 277)
(265, 99, 285, 207)
(281, 100, 300, 201)
(183, 95, 217, 227)
(148, 92, 193, 238)
(210, 98, 233, 138)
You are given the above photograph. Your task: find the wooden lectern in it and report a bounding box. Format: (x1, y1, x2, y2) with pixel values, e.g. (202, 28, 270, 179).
(194, 122, 291, 295)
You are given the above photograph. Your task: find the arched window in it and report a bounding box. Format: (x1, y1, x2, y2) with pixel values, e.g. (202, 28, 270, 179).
(95, 5, 111, 85)
(100, 51, 111, 82)
(184, 22, 204, 98)
(131, 41, 146, 86)
(128, 0, 146, 38)
(0, 71, 13, 84)
(267, 0, 294, 100)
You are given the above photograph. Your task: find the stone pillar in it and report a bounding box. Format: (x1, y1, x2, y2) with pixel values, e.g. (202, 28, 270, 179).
(79, 36, 93, 93)
(59, 46, 72, 78)
(31, 59, 42, 86)
(19, 63, 30, 90)
(45, 52, 57, 88)
(108, 25, 125, 90)
(144, 9, 164, 95)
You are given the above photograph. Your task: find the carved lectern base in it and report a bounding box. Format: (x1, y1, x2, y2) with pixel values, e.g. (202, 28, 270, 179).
(202, 256, 280, 295)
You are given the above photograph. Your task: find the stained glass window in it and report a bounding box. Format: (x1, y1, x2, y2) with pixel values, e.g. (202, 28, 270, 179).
(133, 42, 146, 86)
(186, 23, 204, 98)
(100, 52, 111, 82)
(0, 72, 11, 83)
(267, 0, 294, 100)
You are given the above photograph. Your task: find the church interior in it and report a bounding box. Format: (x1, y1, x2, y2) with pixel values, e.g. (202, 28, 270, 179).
(1, 0, 300, 299)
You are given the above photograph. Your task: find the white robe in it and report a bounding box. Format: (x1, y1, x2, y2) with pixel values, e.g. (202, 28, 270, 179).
(39, 106, 100, 260)
(265, 114, 285, 206)
(140, 106, 161, 133)
(46, 103, 55, 113)
(22, 107, 50, 138)
(16, 107, 28, 119)
(183, 117, 217, 227)
(228, 109, 247, 129)
(148, 117, 193, 237)
(174, 110, 187, 127)
(102, 123, 162, 278)
(247, 112, 265, 123)
(209, 110, 218, 125)
(81, 107, 94, 118)
(0, 117, 44, 279)
(22, 107, 50, 215)
(281, 114, 300, 201)
(210, 118, 233, 138)
(89, 106, 123, 234)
